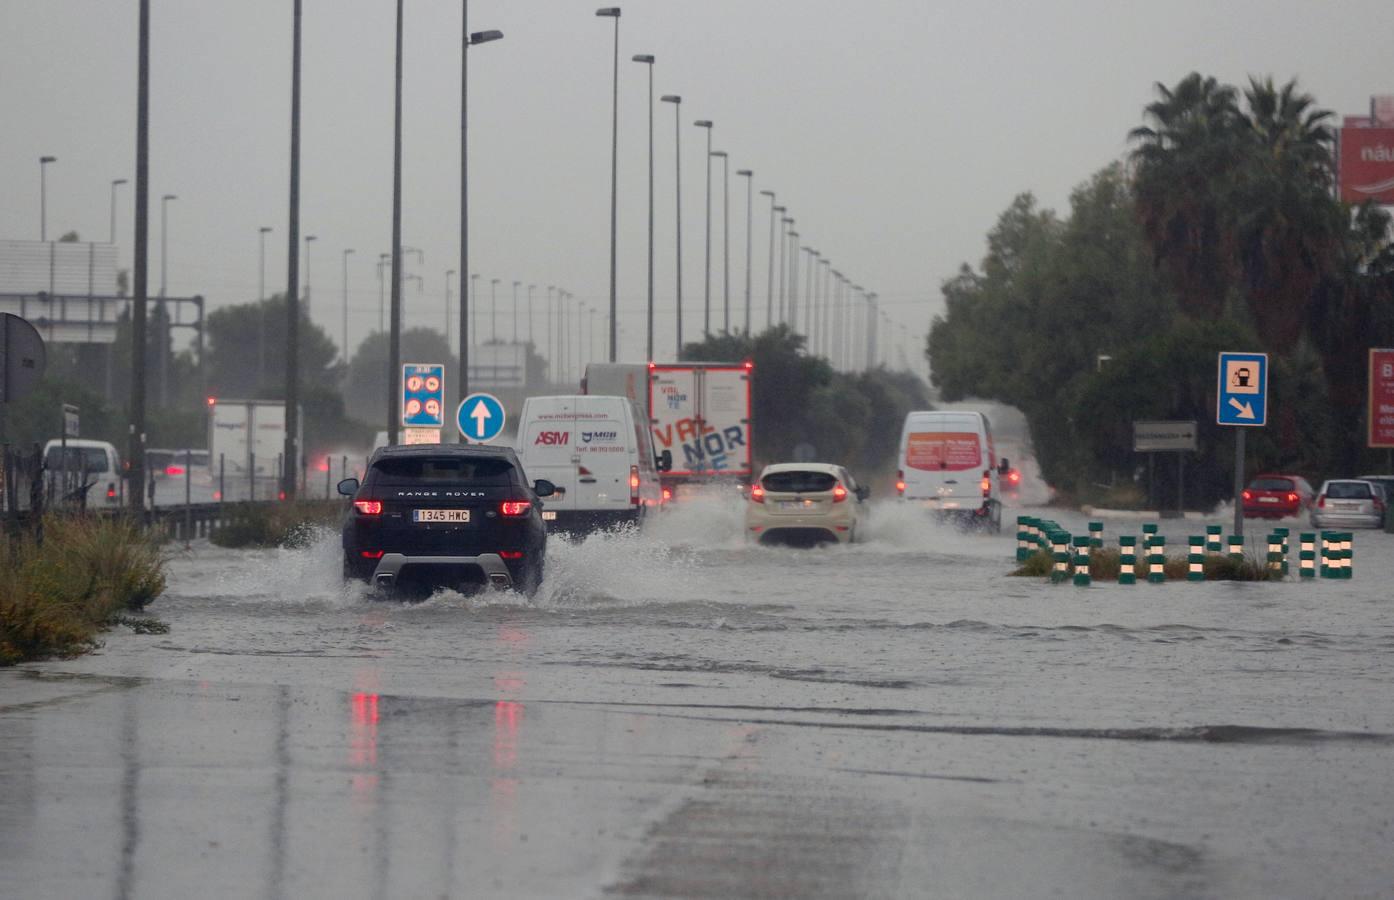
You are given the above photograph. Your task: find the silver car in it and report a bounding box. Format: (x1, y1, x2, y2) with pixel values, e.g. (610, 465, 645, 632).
(1310, 479, 1385, 529)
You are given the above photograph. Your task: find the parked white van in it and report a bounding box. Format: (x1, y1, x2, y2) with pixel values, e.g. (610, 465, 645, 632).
(895, 410, 1007, 532)
(42, 438, 123, 507)
(515, 394, 669, 532)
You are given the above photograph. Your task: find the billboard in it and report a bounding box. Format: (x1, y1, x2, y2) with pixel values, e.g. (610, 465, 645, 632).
(1371, 349, 1394, 449)
(468, 343, 527, 389)
(1338, 127, 1394, 204)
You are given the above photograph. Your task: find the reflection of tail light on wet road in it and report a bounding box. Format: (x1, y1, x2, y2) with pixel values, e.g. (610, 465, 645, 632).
(350, 692, 380, 799)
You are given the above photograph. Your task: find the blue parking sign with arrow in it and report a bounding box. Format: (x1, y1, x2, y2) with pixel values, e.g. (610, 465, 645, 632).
(1217, 351, 1268, 427)
(456, 392, 506, 443)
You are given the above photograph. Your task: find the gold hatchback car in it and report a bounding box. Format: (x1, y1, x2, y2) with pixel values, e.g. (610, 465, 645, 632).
(745, 463, 869, 546)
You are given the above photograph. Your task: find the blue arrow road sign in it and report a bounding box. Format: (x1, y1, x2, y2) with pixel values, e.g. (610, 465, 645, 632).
(402, 363, 446, 427)
(1217, 351, 1268, 426)
(457, 392, 506, 442)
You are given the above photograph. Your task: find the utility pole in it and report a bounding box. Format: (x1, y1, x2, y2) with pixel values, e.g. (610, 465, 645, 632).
(283, 0, 303, 499)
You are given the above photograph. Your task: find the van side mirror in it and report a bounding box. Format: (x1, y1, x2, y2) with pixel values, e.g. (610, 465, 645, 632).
(337, 477, 360, 496)
(533, 479, 556, 498)
(998, 458, 1010, 475)
(656, 449, 673, 473)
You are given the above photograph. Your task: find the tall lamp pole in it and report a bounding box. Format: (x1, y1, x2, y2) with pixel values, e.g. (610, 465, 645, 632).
(458, 7, 504, 409)
(777, 212, 790, 323)
(759, 190, 775, 328)
(445, 269, 455, 351)
(39, 156, 57, 242)
(694, 119, 713, 337)
(387, 0, 404, 448)
(736, 170, 753, 334)
(258, 226, 272, 384)
(633, 53, 655, 359)
(489, 277, 499, 343)
(661, 95, 683, 356)
(284, 0, 303, 497)
(527, 284, 536, 346)
(303, 233, 317, 319)
(512, 280, 520, 343)
(127, 0, 148, 511)
(710, 151, 729, 333)
(342, 248, 355, 362)
(596, 7, 622, 361)
(110, 178, 128, 244)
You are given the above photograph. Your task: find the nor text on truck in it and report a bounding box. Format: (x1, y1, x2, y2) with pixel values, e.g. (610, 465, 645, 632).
(583, 361, 754, 497)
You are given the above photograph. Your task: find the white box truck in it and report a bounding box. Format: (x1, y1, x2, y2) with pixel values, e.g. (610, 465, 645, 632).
(207, 399, 302, 500)
(583, 361, 753, 493)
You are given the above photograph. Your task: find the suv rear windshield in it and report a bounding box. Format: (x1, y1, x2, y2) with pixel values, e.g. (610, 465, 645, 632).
(1325, 482, 1373, 500)
(371, 456, 517, 485)
(762, 470, 838, 493)
(1249, 477, 1294, 491)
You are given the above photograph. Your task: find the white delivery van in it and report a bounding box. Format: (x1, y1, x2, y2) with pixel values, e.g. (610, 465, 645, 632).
(42, 439, 123, 507)
(895, 410, 1007, 532)
(515, 394, 668, 532)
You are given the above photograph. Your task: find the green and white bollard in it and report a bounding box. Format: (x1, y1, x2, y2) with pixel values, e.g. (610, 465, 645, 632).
(1320, 531, 1335, 578)
(1274, 527, 1290, 577)
(1051, 532, 1071, 584)
(1205, 524, 1222, 554)
(1147, 535, 1167, 584)
(1016, 516, 1032, 563)
(1073, 536, 1091, 586)
(1088, 521, 1103, 550)
(1298, 532, 1316, 579)
(1142, 523, 1158, 553)
(1340, 532, 1353, 579)
(1119, 536, 1137, 585)
(1187, 536, 1205, 582)
(1266, 533, 1284, 577)
(1228, 535, 1244, 563)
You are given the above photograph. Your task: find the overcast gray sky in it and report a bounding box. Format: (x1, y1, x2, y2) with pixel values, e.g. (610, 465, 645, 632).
(3, 0, 1393, 372)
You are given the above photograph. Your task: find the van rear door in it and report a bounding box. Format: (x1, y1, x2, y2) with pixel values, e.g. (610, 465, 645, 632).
(901, 415, 985, 505)
(573, 396, 630, 511)
(519, 399, 578, 517)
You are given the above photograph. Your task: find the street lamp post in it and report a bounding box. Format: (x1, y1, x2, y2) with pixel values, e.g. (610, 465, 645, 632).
(736, 170, 753, 334)
(633, 54, 655, 359)
(527, 284, 536, 347)
(546, 285, 556, 377)
(596, 7, 622, 362)
(661, 95, 683, 356)
(159, 193, 177, 297)
(490, 277, 499, 343)
(458, 7, 505, 409)
(378, 253, 390, 333)
(39, 156, 57, 242)
(303, 233, 317, 319)
(110, 178, 128, 244)
(786, 230, 798, 332)
(710, 150, 729, 333)
(759, 190, 775, 328)
(777, 212, 790, 323)
(512, 280, 520, 343)
(342, 248, 355, 362)
(388, 0, 404, 447)
(284, 0, 304, 496)
(694, 120, 713, 337)
(470, 274, 479, 348)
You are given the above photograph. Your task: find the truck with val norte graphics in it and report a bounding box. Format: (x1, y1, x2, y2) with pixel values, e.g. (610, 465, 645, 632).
(582, 361, 754, 497)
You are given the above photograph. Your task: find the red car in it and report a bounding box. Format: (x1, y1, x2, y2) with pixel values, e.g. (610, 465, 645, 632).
(1242, 473, 1315, 519)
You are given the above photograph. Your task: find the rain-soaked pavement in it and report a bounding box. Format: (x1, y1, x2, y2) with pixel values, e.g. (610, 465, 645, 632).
(3, 498, 1393, 899)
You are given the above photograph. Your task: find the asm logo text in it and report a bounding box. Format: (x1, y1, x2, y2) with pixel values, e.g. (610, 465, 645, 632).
(534, 431, 569, 445)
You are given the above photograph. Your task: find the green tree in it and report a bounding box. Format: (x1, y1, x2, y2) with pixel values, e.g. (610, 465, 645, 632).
(205, 295, 340, 400)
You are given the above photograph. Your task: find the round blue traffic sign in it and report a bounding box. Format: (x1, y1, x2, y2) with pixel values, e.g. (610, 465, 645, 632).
(457, 393, 506, 443)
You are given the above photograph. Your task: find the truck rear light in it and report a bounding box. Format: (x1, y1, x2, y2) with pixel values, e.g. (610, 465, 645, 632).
(500, 500, 532, 517)
(750, 484, 765, 504)
(353, 500, 383, 515)
(896, 470, 905, 496)
(832, 484, 848, 503)
(499, 551, 524, 560)
(630, 465, 640, 505)
(360, 550, 385, 559)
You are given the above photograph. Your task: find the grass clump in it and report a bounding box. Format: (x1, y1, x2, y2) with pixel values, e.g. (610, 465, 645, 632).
(1, 516, 167, 665)
(210, 500, 345, 549)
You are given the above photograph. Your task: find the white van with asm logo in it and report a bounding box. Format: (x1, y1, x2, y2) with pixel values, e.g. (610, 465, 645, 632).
(895, 410, 1006, 532)
(516, 395, 668, 533)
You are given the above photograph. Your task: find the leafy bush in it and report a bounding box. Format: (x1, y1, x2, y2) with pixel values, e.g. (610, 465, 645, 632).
(1, 516, 167, 665)
(209, 500, 345, 549)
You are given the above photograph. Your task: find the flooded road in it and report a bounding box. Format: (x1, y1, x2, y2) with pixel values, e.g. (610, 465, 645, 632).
(3, 499, 1393, 898)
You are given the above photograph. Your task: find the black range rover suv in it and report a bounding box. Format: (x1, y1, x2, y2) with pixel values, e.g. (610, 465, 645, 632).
(338, 444, 554, 596)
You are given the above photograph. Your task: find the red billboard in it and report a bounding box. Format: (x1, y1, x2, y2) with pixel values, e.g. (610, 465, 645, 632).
(1371, 349, 1394, 449)
(1340, 128, 1394, 204)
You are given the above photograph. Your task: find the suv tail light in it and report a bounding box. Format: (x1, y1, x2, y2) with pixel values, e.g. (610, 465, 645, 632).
(750, 484, 765, 504)
(499, 551, 524, 560)
(630, 465, 640, 505)
(833, 484, 848, 503)
(360, 550, 385, 559)
(1375, 497, 1387, 515)
(896, 469, 905, 496)
(500, 500, 532, 517)
(353, 500, 383, 515)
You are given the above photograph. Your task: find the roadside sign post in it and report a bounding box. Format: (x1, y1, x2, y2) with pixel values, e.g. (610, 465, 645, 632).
(1217, 352, 1269, 539)
(402, 363, 446, 428)
(456, 392, 506, 443)
(1133, 420, 1197, 517)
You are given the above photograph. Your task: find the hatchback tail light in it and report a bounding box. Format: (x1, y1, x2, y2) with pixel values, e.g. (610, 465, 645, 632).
(1287, 492, 1298, 504)
(750, 484, 765, 504)
(630, 465, 640, 505)
(353, 500, 383, 515)
(1242, 490, 1252, 502)
(166, 465, 185, 476)
(500, 500, 532, 517)
(832, 484, 848, 503)
(896, 470, 905, 496)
